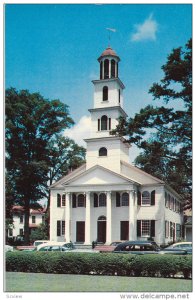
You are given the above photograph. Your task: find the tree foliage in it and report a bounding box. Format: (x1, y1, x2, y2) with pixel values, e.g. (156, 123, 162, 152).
(112, 39, 192, 209)
(5, 88, 85, 243)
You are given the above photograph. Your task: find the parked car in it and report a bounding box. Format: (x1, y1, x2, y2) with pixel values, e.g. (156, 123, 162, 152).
(33, 240, 50, 247)
(94, 241, 126, 252)
(37, 241, 74, 251)
(16, 245, 36, 251)
(113, 240, 188, 255)
(37, 242, 99, 253)
(5, 245, 14, 252)
(164, 242, 192, 254)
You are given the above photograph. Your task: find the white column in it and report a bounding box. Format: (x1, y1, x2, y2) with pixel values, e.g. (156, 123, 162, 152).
(129, 190, 137, 240)
(49, 191, 55, 241)
(106, 191, 112, 244)
(65, 193, 71, 242)
(109, 59, 111, 79)
(85, 192, 91, 245)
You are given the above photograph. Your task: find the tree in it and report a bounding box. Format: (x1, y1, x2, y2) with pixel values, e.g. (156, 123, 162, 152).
(5, 88, 75, 244)
(45, 135, 86, 236)
(111, 39, 192, 209)
(30, 222, 49, 243)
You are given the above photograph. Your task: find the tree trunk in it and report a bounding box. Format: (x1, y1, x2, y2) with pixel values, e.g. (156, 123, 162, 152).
(24, 203, 30, 245)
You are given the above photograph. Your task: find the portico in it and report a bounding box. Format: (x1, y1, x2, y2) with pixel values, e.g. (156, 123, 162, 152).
(57, 173, 138, 245)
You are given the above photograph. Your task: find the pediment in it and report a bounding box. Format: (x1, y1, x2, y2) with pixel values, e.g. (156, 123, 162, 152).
(63, 165, 136, 186)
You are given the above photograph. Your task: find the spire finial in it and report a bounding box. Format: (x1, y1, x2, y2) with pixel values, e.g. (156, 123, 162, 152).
(106, 28, 116, 48)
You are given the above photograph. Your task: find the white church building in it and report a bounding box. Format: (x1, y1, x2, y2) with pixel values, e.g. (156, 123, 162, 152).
(50, 46, 184, 246)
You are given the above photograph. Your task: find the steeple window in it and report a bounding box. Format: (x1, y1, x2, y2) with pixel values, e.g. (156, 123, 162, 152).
(104, 59, 109, 79)
(99, 147, 107, 156)
(111, 59, 116, 78)
(103, 86, 108, 101)
(101, 115, 108, 130)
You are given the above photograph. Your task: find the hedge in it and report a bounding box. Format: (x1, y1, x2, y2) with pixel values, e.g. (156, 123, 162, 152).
(6, 252, 192, 279)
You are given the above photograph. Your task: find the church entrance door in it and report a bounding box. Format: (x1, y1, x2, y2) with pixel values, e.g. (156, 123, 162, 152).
(76, 221, 85, 242)
(97, 216, 106, 243)
(120, 221, 129, 240)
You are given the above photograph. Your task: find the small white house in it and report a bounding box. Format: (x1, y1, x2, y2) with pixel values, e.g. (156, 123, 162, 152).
(8, 205, 46, 239)
(50, 46, 184, 246)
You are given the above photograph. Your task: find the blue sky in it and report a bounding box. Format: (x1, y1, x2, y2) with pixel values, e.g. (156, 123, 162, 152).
(5, 3, 192, 160)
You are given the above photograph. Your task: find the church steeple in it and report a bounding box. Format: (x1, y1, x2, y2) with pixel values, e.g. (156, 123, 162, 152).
(85, 46, 130, 172)
(98, 47, 120, 79)
(91, 46, 125, 111)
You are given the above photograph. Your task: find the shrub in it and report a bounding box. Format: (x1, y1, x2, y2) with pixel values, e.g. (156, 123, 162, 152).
(6, 252, 192, 279)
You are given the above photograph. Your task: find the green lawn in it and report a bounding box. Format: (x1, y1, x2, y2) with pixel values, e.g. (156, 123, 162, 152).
(5, 272, 192, 292)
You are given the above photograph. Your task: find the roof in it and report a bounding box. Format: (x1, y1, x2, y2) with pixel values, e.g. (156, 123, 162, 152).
(12, 205, 46, 215)
(50, 163, 86, 188)
(120, 160, 165, 185)
(98, 47, 120, 61)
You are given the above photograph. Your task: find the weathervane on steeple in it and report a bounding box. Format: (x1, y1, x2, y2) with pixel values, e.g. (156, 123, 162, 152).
(106, 28, 116, 47)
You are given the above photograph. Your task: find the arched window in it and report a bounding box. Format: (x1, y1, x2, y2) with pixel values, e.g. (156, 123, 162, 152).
(111, 59, 115, 78)
(104, 59, 109, 79)
(103, 86, 108, 101)
(122, 192, 129, 206)
(99, 193, 106, 207)
(100, 61, 103, 79)
(98, 215, 106, 221)
(101, 115, 108, 130)
(142, 191, 150, 205)
(99, 147, 107, 157)
(78, 194, 85, 207)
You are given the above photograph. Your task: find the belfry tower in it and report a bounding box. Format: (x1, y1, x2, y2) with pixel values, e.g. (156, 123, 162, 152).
(84, 47, 130, 172)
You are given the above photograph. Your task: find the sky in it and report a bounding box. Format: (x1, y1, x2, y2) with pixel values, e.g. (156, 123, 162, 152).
(5, 3, 192, 162)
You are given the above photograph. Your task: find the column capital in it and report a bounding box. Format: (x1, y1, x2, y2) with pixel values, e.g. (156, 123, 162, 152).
(129, 190, 136, 196)
(85, 191, 91, 196)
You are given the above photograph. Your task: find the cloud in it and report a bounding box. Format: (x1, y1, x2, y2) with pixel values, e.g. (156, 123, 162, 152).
(131, 14, 158, 42)
(64, 115, 91, 147)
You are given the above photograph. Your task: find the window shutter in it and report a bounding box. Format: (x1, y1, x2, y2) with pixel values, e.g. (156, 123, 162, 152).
(72, 194, 76, 208)
(84, 194, 86, 207)
(94, 193, 98, 207)
(151, 220, 155, 237)
(57, 220, 61, 236)
(57, 194, 61, 207)
(137, 220, 141, 237)
(98, 119, 100, 131)
(116, 192, 120, 207)
(109, 118, 111, 130)
(137, 191, 141, 205)
(151, 190, 155, 205)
